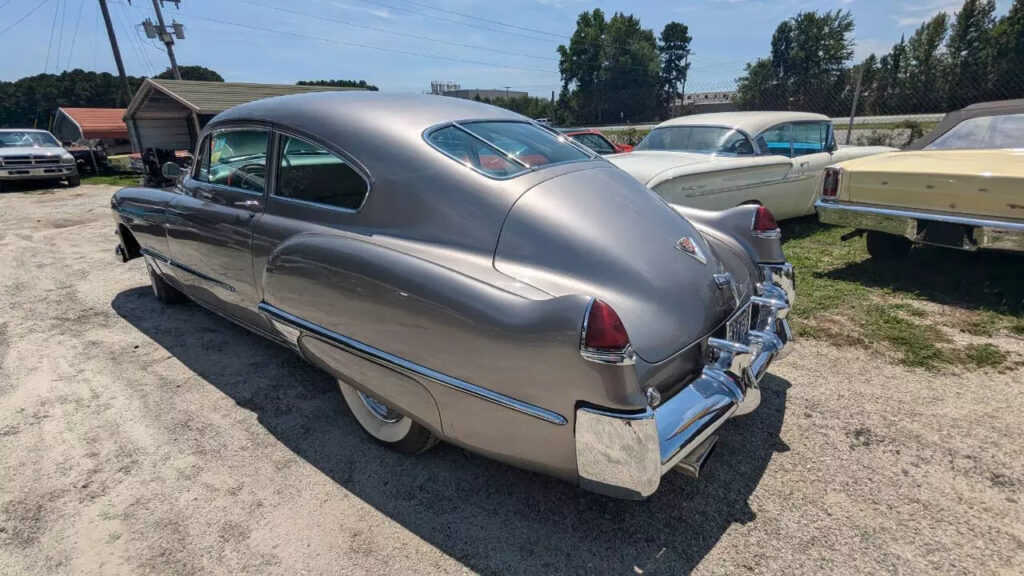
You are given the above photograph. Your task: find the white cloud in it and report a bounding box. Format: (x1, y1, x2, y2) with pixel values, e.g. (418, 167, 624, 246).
(853, 37, 893, 60)
(893, 1, 961, 28)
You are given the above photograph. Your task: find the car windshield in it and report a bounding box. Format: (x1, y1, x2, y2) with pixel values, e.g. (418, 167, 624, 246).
(925, 113, 1024, 150)
(0, 131, 60, 148)
(636, 126, 754, 155)
(428, 121, 591, 178)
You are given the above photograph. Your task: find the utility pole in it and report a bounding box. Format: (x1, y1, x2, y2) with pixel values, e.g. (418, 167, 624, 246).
(98, 0, 133, 106)
(144, 0, 184, 80)
(846, 62, 865, 145)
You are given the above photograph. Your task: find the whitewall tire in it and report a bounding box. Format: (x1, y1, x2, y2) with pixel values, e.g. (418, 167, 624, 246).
(338, 379, 438, 455)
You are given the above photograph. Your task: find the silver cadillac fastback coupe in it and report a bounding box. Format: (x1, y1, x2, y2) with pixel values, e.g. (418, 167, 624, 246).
(111, 92, 795, 499)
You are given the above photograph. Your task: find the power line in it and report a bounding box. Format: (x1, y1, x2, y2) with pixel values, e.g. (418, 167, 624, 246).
(55, 0, 66, 71)
(234, 0, 558, 62)
(390, 0, 565, 39)
(0, 0, 50, 38)
(65, 0, 86, 70)
(43, 0, 59, 71)
(179, 11, 559, 75)
(349, 0, 559, 43)
(0, 0, 13, 11)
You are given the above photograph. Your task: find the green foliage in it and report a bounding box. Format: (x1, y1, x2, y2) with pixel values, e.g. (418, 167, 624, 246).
(0, 69, 144, 129)
(736, 0, 1024, 116)
(557, 9, 663, 125)
(735, 10, 854, 115)
(474, 95, 553, 119)
(154, 66, 224, 82)
(296, 79, 379, 91)
(659, 22, 692, 107)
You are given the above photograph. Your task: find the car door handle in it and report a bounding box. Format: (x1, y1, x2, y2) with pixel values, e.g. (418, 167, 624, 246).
(233, 199, 261, 209)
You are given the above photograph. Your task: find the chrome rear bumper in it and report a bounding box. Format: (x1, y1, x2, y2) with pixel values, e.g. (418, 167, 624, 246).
(575, 263, 794, 499)
(816, 200, 1024, 253)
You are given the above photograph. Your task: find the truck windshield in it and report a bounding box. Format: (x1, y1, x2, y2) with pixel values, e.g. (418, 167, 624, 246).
(0, 131, 60, 148)
(636, 126, 754, 155)
(925, 113, 1024, 150)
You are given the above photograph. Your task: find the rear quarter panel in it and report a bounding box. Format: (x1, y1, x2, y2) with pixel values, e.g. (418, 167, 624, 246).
(111, 186, 177, 258)
(259, 231, 649, 481)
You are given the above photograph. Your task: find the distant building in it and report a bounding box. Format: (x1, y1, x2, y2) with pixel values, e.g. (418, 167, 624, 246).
(430, 81, 461, 95)
(676, 91, 737, 114)
(429, 82, 527, 101)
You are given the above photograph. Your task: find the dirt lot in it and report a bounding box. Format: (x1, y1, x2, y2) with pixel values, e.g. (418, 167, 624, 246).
(1, 184, 1022, 575)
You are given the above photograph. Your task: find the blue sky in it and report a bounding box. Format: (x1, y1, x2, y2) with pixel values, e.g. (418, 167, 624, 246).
(0, 0, 1014, 96)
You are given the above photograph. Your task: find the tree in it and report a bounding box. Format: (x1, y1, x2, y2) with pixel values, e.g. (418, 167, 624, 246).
(990, 0, 1024, 98)
(735, 10, 855, 114)
(874, 36, 907, 114)
(946, 0, 996, 108)
(0, 70, 143, 128)
(905, 13, 949, 112)
(296, 79, 379, 91)
(154, 65, 224, 82)
(557, 9, 661, 124)
(659, 22, 692, 112)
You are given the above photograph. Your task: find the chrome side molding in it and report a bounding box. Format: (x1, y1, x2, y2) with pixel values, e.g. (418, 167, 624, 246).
(258, 302, 568, 426)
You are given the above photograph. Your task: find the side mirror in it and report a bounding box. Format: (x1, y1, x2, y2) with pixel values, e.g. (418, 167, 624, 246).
(161, 161, 182, 180)
(826, 139, 838, 153)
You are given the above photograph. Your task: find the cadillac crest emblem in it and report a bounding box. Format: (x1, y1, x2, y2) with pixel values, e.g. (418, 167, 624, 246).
(675, 236, 707, 264)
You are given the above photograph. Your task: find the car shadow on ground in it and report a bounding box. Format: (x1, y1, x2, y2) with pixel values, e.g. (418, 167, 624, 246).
(825, 245, 1024, 314)
(112, 286, 789, 575)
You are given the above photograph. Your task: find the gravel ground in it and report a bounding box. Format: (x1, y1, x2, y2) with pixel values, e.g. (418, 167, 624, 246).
(1, 184, 1022, 576)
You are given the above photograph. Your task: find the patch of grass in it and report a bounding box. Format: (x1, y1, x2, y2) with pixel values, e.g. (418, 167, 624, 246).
(82, 174, 142, 187)
(960, 343, 1009, 369)
(861, 306, 951, 369)
(1010, 319, 1024, 336)
(888, 303, 927, 318)
(958, 311, 1002, 337)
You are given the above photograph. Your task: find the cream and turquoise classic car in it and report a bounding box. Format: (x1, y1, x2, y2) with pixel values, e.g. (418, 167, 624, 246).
(816, 99, 1024, 259)
(608, 112, 894, 220)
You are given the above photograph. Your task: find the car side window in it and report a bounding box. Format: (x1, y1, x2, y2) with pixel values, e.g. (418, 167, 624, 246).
(759, 124, 793, 157)
(196, 130, 269, 193)
(275, 135, 369, 210)
(791, 122, 829, 156)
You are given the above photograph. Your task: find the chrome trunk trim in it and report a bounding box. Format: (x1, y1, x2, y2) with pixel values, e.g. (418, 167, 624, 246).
(258, 302, 568, 426)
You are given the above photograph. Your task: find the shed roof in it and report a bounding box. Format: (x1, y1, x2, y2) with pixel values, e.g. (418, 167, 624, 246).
(125, 79, 359, 118)
(58, 107, 129, 139)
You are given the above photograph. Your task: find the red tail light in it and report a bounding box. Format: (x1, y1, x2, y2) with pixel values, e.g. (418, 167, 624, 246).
(822, 167, 841, 198)
(583, 300, 630, 350)
(752, 205, 779, 234)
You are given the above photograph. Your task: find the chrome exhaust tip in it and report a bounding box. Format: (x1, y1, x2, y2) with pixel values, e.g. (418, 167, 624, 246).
(674, 435, 718, 479)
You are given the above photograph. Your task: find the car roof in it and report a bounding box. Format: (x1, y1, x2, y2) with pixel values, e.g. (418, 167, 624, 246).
(656, 111, 830, 136)
(210, 91, 527, 138)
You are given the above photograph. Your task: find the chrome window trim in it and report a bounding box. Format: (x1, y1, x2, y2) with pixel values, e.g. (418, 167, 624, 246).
(638, 124, 758, 155)
(258, 302, 568, 426)
(192, 125, 273, 196)
(422, 119, 597, 181)
(271, 130, 372, 214)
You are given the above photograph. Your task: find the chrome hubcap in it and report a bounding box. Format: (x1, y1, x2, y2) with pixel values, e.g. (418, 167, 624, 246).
(357, 391, 403, 423)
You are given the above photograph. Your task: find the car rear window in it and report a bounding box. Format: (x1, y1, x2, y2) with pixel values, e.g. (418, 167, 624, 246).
(925, 113, 1024, 150)
(427, 121, 591, 178)
(636, 126, 754, 155)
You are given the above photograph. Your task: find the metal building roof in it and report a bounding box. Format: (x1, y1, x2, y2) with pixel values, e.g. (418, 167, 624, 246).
(125, 79, 360, 118)
(57, 107, 129, 139)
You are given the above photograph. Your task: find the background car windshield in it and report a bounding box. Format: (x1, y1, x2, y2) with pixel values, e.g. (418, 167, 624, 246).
(925, 113, 1024, 150)
(636, 126, 754, 155)
(0, 131, 60, 147)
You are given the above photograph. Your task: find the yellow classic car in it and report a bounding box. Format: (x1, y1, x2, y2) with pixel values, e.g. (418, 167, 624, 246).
(816, 99, 1024, 259)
